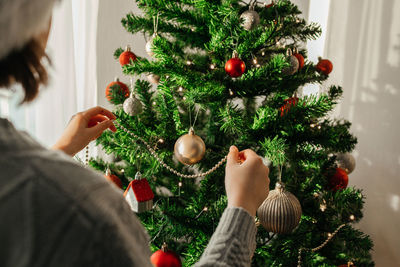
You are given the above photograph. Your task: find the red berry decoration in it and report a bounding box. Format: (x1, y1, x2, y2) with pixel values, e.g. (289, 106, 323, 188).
(150, 243, 182, 267)
(293, 52, 305, 69)
(316, 57, 333, 75)
(280, 97, 299, 117)
(225, 52, 246, 78)
(265, 1, 274, 8)
(105, 78, 130, 104)
(104, 168, 123, 189)
(328, 168, 349, 191)
(119, 45, 137, 66)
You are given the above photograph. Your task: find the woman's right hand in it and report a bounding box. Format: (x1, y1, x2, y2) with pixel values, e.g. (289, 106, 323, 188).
(225, 146, 270, 217)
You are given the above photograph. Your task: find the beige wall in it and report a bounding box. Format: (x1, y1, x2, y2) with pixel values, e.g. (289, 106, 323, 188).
(326, 0, 400, 265)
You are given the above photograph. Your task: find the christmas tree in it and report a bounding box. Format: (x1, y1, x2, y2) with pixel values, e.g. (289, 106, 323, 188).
(91, 0, 374, 266)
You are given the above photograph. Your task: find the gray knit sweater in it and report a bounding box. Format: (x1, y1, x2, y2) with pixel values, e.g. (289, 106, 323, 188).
(0, 118, 256, 267)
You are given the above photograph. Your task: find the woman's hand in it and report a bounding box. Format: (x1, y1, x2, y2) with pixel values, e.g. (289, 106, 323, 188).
(225, 146, 270, 217)
(52, 106, 117, 156)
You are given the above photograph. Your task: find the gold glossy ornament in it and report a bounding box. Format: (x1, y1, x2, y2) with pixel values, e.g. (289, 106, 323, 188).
(257, 182, 302, 234)
(174, 128, 206, 165)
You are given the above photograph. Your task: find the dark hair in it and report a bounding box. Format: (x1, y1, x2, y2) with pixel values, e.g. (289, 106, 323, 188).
(0, 39, 49, 103)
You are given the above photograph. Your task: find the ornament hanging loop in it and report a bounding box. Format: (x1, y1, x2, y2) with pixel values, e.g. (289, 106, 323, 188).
(153, 12, 160, 35)
(232, 50, 239, 58)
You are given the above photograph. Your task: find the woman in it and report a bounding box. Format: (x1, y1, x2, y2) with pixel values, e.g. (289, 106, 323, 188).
(0, 0, 270, 266)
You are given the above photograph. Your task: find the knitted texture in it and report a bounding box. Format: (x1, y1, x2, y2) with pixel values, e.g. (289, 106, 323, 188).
(194, 207, 257, 267)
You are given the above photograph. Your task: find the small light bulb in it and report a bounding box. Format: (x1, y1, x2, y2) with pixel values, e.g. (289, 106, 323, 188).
(191, 27, 195, 32)
(229, 89, 234, 96)
(261, 51, 265, 56)
(327, 233, 332, 238)
(312, 219, 317, 224)
(178, 181, 183, 187)
(256, 64, 261, 68)
(320, 204, 327, 212)
(349, 214, 355, 221)
(182, 96, 187, 101)
(203, 207, 208, 212)
(253, 58, 258, 64)
(152, 101, 157, 106)
(158, 138, 165, 144)
(121, 169, 125, 173)
(178, 86, 184, 92)
(186, 60, 193, 65)
(210, 64, 215, 70)
(310, 123, 316, 128)
(317, 125, 322, 129)
(166, 75, 170, 79)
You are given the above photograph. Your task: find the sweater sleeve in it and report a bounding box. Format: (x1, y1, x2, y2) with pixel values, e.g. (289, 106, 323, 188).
(194, 207, 257, 267)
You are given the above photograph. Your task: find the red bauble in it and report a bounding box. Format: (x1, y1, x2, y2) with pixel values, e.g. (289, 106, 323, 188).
(119, 46, 137, 66)
(105, 174, 123, 189)
(328, 168, 349, 191)
(279, 97, 299, 117)
(225, 56, 246, 78)
(105, 78, 130, 103)
(104, 168, 123, 189)
(316, 58, 333, 75)
(150, 243, 182, 267)
(293, 53, 305, 69)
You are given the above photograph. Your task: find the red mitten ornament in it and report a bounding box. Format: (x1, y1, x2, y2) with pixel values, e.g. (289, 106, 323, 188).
(119, 45, 137, 66)
(105, 78, 130, 105)
(124, 172, 154, 213)
(328, 168, 349, 191)
(104, 168, 123, 189)
(280, 97, 299, 117)
(150, 243, 182, 267)
(225, 51, 246, 78)
(316, 57, 333, 75)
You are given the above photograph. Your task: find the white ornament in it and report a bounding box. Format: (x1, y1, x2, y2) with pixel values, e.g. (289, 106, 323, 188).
(145, 34, 157, 57)
(123, 93, 143, 116)
(240, 10, 260, 30)
(147, 73, 160, 84)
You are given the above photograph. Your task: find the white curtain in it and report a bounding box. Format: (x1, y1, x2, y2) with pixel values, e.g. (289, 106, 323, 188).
(0, 0, 99, 154)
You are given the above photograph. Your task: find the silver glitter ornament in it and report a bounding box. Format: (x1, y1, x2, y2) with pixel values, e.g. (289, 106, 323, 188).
(147, 73, 160, 84)
(257, 182, 302, 234)
(123, 93, 143, 116)
(240, 10, 260, 31)
(336, 153, 356, 174)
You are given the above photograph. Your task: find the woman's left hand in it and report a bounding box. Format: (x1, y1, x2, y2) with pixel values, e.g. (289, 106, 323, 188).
(52, 106, 117, 156)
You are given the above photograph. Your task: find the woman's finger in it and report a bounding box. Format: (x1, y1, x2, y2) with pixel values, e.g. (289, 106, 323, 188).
(226, 145, 240, 166)
(82, 106, 116, 121)
(88, 114, 108, 128)
(88, 120, 116, 137)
